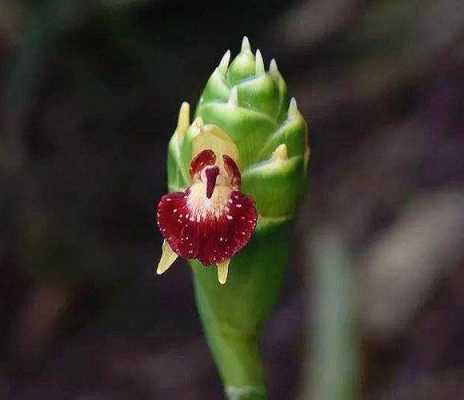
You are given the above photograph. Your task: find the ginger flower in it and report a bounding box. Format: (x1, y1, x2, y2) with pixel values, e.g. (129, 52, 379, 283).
(156, 134, 257, 284)
(155, 37, 310, 397)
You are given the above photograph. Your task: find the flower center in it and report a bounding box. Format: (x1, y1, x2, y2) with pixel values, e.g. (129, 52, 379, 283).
(187, 180, 232, 220)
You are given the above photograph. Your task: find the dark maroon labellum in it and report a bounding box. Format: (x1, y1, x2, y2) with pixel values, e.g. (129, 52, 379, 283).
(156, 149, 257, 266)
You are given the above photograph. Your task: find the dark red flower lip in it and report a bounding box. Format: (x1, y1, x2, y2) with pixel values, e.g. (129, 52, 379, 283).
(157, 188, 257, 266)
(156, 149, 257, 283)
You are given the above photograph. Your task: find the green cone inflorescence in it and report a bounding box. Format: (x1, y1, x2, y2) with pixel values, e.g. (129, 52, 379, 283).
(157, 37, 309, 399)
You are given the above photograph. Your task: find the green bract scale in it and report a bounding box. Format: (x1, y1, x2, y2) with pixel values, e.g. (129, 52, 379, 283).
(156, 37, 309, 400)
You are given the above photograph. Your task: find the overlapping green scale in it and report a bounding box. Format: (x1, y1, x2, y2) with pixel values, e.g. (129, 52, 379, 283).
(194, 38, 309, 224)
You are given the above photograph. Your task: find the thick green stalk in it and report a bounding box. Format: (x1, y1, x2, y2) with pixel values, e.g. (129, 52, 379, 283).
(192, 223, 288, 398)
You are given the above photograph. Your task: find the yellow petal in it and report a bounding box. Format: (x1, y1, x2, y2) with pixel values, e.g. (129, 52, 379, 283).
(192, 124, 239, 169)
(217, 259, 230, 285)
(156, 240, 178, 275)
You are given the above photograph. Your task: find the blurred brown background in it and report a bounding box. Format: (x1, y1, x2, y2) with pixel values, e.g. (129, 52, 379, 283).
(1, 0, 464, 399)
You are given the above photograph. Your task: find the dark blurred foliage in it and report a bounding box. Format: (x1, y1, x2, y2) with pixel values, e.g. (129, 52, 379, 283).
(1, 0, 463, 399)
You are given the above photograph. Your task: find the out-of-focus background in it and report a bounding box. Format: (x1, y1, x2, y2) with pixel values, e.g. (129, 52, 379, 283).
(1, 0, 463, 399)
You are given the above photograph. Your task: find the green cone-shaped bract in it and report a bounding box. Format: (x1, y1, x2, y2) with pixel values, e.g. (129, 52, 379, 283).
(164, 37, 309, 399)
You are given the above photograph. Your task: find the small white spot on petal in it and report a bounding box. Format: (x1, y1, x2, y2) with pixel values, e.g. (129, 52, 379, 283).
(219, 237, 223, 241)
(241, 232, 246, 235)
(236, 204, 242, 208)
(173, 208, 177, 213)
(226, 215, 233, 220)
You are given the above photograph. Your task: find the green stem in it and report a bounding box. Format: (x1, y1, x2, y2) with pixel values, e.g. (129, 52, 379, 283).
(191, 223, 289, 399)
(194, 276, 267, 398)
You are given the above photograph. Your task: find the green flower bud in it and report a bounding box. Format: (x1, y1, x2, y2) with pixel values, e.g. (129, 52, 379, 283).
(156, 37, 309, 399)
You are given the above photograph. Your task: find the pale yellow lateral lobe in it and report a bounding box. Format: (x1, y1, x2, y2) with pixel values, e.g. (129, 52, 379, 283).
(157, 240, 178, 275)
(217, 259, 230, 284)
(174, 102, 190, 140)
(192, 124, 240, 169)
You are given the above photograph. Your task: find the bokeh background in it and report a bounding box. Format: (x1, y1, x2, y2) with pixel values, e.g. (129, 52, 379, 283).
(1, 0, 464, 399)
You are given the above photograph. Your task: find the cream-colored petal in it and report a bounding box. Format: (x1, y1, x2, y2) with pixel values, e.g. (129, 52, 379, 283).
(217, 259, 230, 285)
(192, 124, 240, 169)
(156, 240, 178, 275)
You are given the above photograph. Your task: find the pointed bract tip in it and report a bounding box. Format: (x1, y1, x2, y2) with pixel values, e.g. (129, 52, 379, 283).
(269, 58, 279, 74)
(272, 144, 288, 161)
(217, 259, 230, 284)
(175, 102, 190, 139)
(290, 97, 298, 109)
(241, 36, 251, 52)
(218, 50, 231, 74)
(288, 97, 299, 117)
(255, 49, 265, 76)
(192, 116, 204, 129)
(228, 86, 238, 106)
(156, 240, 178, 275)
